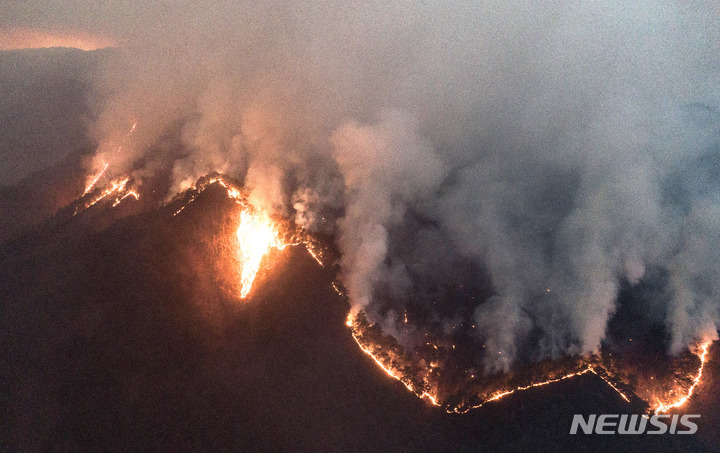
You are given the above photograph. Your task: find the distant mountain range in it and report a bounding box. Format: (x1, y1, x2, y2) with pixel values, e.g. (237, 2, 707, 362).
(0, 47, 115, 186)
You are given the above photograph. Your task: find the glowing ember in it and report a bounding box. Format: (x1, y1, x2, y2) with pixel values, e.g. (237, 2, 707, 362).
(653, 341, 712, 414)
(112, 188, 140, 207)
(71, 158, 714, 414)
(449, 366, 632, 414)
(83, 162, 109, 195)
(346, 311, 712, 414)
(348, 313, 439, 405)
(73, 171, 325, 299)
(590, 369, 631, 403)
(469, 369, 593, 408)
(76, 122, 141, 213)
(305, 243, 325, 266)
(172, 175, 246, 216)
(171, 175, 327, 288)
(236, 209, 287, 298)
(115, 122, 138, 155)
(74, 177, 139, 215)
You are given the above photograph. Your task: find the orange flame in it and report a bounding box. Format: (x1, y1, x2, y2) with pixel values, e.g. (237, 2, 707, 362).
(346, 312, 713, 414)
(84, 162, 109, 195)
(172, 176, 245, 216)
(171, 176, 325, 289)
(77, 121, 140, 213)
(74, 177, 139, 215)
(236, 210, 287, 298)
(653, 341, 712, 414)
(348, 314, 439, 405)
(112, 188, 140, 207)
(448, 366, 631, 414)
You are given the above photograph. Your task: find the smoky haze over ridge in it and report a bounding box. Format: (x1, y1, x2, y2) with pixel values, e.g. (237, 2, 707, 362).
(5, 1, 720, 373)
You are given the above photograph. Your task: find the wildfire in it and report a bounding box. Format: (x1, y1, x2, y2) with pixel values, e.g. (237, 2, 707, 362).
(83, 162, 109, 195)
(74, 177, 139, 215)
(304, 243, 325, 267)
(446, 366, 632, 414)
(71, 152, 714, 415)
(172, 175, 246, 216)
(169, 175, 289, 298)
(77, 122, 140, 213)
(653, 340, 712, 414)
(589, 369, 631, 403)
(469, 369, 593, 408)
(346, 311, 712, 415)
(169, 175, 327, 297)
(68, 153, 716, 416)
(348, 313, 439, 405)
(236, 209, 287, 298)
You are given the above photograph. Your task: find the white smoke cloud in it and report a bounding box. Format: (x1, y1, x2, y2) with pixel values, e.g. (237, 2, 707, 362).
(331, 110, 445, 312)
(4, 0, 719, 371)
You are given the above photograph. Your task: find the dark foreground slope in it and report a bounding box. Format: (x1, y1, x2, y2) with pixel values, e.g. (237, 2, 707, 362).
(0, 186, 715, 453)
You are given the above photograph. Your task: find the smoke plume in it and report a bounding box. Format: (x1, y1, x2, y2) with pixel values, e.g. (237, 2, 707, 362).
(8, 0, 720, 372)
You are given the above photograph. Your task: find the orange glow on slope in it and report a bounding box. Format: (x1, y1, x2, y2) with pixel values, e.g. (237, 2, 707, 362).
(346, 311, 623, 412)
(74, 177, 138, 214)
(112, 188, 140, 207)
(84, 163, 109, 195)
(76, 122, 140, 213)
(653, 341, 712, 414)
(170, 175, 326, 296)
(468, 369, 593, 408)
(172, 175, 245, 217)
(591, 370, 631, 403)
(72, 170, 325, 300)
(447, 366, 631, 414)
(348, 314, 439, 405)
(452, 367, 630, 414)
(236, 210, 287, 298)
(0, 27, 115, 51)
(346, 312, 715, 414)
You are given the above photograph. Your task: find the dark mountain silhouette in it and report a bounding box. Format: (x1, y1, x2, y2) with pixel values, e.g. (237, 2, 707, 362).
(0, 47, 119, 243)
(1, 179, 715, 452)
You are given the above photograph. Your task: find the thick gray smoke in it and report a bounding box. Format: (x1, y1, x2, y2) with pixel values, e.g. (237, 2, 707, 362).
(6, 0, 720, 372)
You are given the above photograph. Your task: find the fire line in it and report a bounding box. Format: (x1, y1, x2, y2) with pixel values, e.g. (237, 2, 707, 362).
(346, 312, 712, 415)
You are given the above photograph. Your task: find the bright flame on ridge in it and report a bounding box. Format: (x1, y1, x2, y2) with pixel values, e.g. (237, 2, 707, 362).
(347, 314, 439, 405)
(653, 340, 712, 414)
(346, 312, 712, 414)
(84, 162, 109, 195)
(75, 122, 140, 214)
(236, 210, 287, 298)
(74, 177, 139, 215)
(170, 175, 326, 296)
